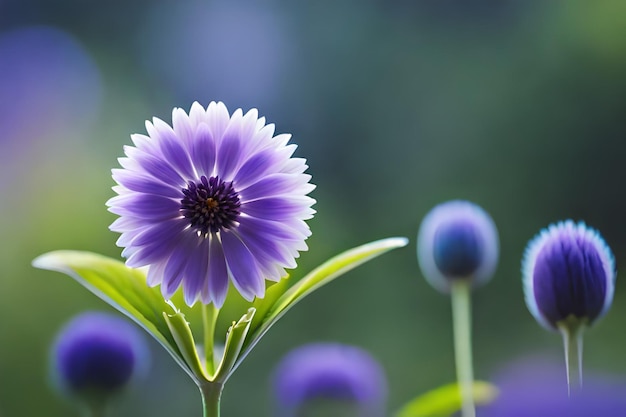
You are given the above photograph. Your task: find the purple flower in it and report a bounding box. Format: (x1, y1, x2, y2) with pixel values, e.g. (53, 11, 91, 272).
(51, 312, 149, 401)
(107, 102, 315, 306)
(273, 343, 387, 417)
(417, 200, 499, 292)
(482, 356, 626, 417)
(522, 220, 615, 331)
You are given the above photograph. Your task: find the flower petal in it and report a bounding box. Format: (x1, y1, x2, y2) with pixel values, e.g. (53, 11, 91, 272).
(155, 124, 196, 179)
(107, 194, 180, 220)
(232, 148, 282, 189)
(206, 236, 229, 306)
(206, 102, 231, 140)
(216, 131, 242, 181)
(190, 122, 217, 178)
(162, 238, 198, 299)
(239, 173, 314, 202)
(182, 240, 210, 306)
(242, 197, 315, 221)
(221, 232, 264, 301)
(130, 219, 186, 248)
(112, 169, 181, 198)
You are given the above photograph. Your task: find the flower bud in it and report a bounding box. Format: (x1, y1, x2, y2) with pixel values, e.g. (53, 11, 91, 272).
(417, 200, 499, 292)
(522, 220, 615, 331)
(273, 343, 387, 417)
(50, 312, 149, 405)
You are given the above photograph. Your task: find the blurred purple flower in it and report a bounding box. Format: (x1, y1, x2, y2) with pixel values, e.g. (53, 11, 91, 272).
(482, 356, 626, 417)
(273, 343, 388, 417)
(0, 26, 102, 147)
(522, 220, 615, 331)
(108, 101, 315, 306)
(417, 200, 499, 292)
(137, 0, 293, 109)
(51, 312, 149, 402)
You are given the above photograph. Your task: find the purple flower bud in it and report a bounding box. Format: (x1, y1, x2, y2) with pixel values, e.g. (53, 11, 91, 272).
(50, 312, 149, 403)
(522, 220, 615, 330)
(273, 343, 387, 417)
(417, 200, 499, 292)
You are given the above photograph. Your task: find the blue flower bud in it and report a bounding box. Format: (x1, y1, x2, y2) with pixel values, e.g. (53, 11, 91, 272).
(522, 220, 615, 331)
(50, 312, 149, 404)
(272, 343, 387, 417)
(417, 200, 499, 292)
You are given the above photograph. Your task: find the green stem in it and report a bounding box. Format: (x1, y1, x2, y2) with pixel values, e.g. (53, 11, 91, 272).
(558, 319, 585, 396)
(450, 281, 475, 417)
(199, 382, 224, 417)
(81, 399, 107, 417)
(577, 327, 584, 388)
(203, 303, 219, 375)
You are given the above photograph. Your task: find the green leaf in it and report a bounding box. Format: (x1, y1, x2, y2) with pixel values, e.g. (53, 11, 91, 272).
(235, 237, 409, 370)
(163, 310, 211, 382)
(33, 236, 408, 385)
(396, 381, 499, 417)
(212, 308, 255, 383)
(32, 251, 194, 380)
(249, 277, 291, 336)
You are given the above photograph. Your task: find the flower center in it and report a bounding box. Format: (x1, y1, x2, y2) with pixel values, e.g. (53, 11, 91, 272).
(180, 175, 241, 236)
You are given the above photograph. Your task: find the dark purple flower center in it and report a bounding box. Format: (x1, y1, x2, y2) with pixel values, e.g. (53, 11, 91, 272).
(180, 175, 241, 236)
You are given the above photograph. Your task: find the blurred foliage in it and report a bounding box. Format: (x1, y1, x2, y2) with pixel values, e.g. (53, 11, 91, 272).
(2, 0, 626, 416)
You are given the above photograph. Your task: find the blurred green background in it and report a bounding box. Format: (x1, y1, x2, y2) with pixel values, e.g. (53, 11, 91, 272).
(2, 0, 626, 416)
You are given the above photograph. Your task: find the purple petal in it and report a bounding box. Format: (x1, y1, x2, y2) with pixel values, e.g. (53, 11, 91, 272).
(221, 231, 264, 300)
(130, 219, 186, 247)
(238, 216, 310, 242)
(206, 102, 230, 139)
(112, 169, 181, 198)
(117, 234, 141, 254)
(188, 102, 206, 126)
(107, 194, 180, 220)
(206, 236, 229, 306)
(236, 225, 296, 269)
(242, 197, 315, 221)
(279, 156, 309, 174)
(172, 107, 194, 147)
(146, 261, 166, 287)
(109, 216, 144, 234)
(239, 173, 313, 202)
(162, 240, 195, 299)
(182, 240, 210, 306)
(190, 123, 217, 177)
(238, 109, 262, 151)
(129, 150, 186, 186)
(130, 133, 159, 154)
(155, 125, 196, 179)
(216, 132, 242, 180)
(125, 229, 187, 268)
(232, 148, 282, 189)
